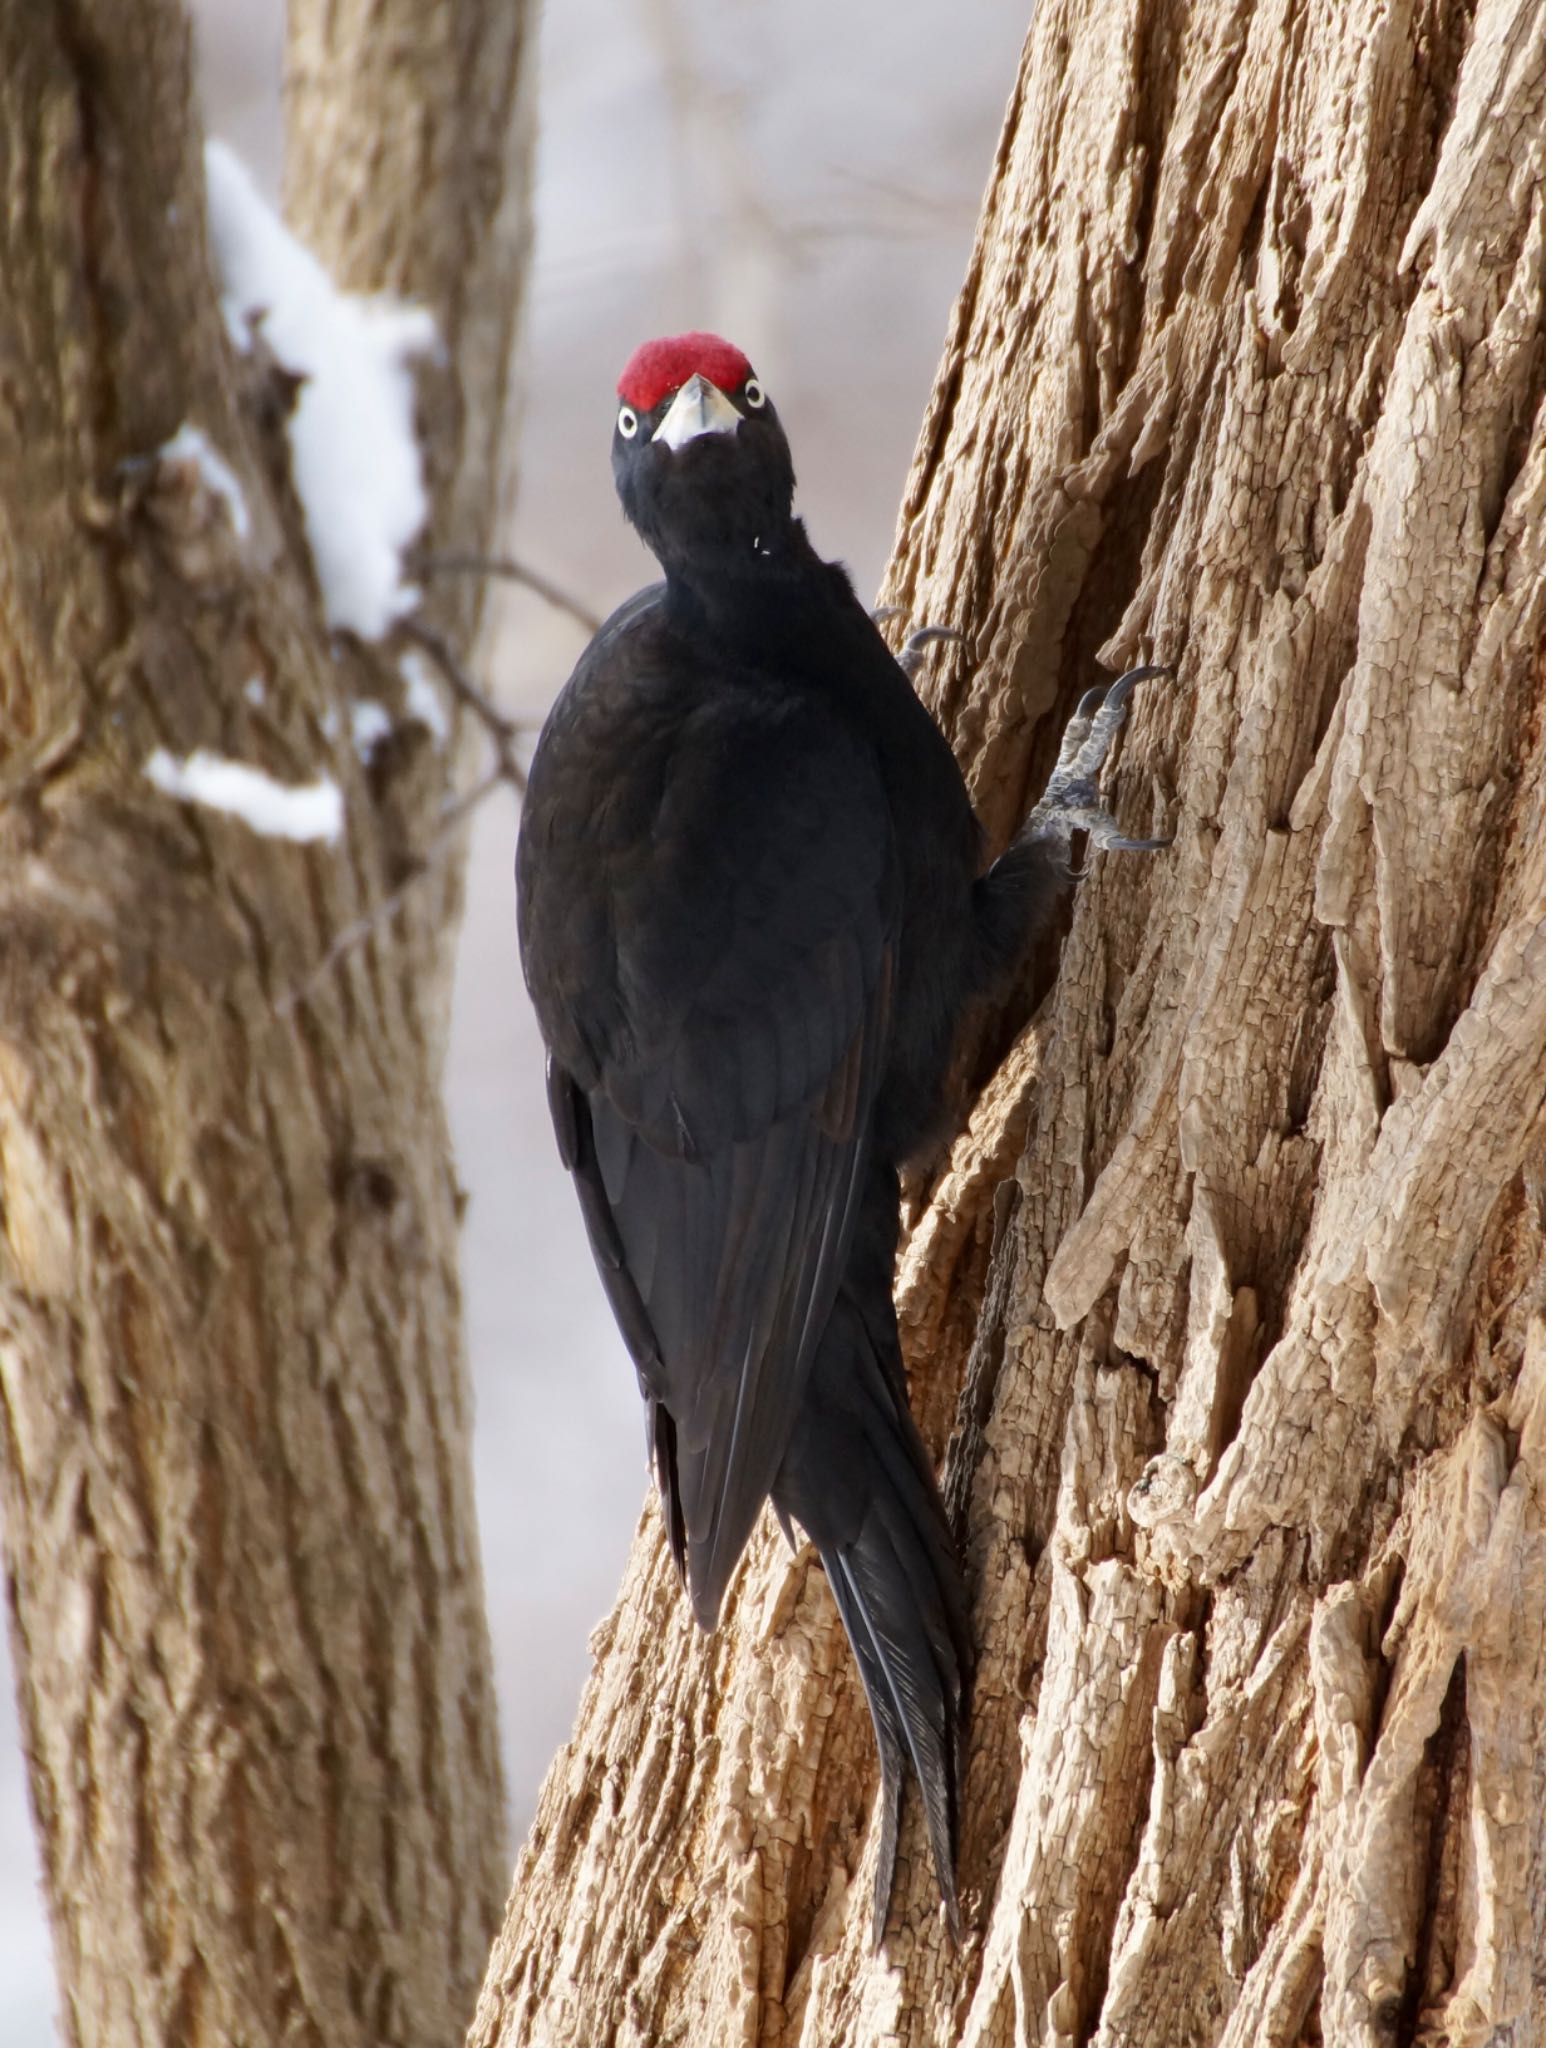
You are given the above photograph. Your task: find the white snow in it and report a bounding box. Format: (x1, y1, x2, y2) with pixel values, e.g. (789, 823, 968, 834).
(244, 676, 266, 705)
(399, 649, 449, 741)
(351, 699, 392, 758)
(203, 141, 438, 640)
(145, 747, 343, 844)
(220, 296, 253, 354)
(158, 423, 251, 540)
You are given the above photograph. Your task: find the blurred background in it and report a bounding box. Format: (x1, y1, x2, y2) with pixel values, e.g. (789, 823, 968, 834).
(0, 1, 1025, 2035)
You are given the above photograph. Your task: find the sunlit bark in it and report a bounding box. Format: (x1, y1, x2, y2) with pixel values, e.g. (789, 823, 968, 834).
(473, 2, 1546, 2042)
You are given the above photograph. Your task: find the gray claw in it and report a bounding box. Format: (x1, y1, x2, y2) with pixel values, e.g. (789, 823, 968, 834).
(898, 622, 964, 679)
(1105, 662, 1173, 711)
(1087, 827, 1173, 854)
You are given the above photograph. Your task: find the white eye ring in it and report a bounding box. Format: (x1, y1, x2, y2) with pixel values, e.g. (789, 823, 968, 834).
(617, 405, 639, 438)
(744, 380, 766, 410)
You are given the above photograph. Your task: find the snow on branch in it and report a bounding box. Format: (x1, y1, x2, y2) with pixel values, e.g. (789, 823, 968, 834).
(398, 651, 449, 742)
(145, 748, 343, 844)
(158, 424, 251, 540)
(203, 141, 437, 640)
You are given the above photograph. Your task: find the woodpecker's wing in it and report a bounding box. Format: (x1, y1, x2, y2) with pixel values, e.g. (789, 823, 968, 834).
(519, 610, 897, 1628)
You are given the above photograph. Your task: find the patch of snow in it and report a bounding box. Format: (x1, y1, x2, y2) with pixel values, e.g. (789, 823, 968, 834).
(220, 296, 254, 354)
(399, 649, 449, 742)
(203, 140, 438, 640)
(244, 676, 266, 705)
(158, 423, 251, 540)
(351, 699, 392, 758)
(145, 748, 343, 844)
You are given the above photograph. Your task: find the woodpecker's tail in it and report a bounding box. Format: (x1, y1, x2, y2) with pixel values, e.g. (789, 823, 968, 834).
(772, 1277, 971, 1946)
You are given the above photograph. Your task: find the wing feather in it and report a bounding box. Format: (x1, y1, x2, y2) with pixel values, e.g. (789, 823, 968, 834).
(522, 652, 897, 1629)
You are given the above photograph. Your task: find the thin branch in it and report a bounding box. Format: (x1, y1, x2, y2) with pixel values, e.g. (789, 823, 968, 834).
(414, 549, 605, 636)
(277, 775, 502, 1014)
(399, 617, 530, 793)
(279, 625, 531, 1011)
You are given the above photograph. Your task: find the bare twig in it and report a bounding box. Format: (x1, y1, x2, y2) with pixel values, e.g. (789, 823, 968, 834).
(280, 626, 531, 1011)
(278, 773, 504, 1014)
(413, 549, 604, 636)
(399, 617, 529, 794)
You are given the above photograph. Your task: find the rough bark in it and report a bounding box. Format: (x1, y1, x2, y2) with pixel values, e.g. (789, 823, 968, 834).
(0, 6, 531, 2046)
(471, 1, 1546, 2043)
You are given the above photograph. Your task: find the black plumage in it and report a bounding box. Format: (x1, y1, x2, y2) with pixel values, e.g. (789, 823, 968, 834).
(516, 331, 1165, 1942)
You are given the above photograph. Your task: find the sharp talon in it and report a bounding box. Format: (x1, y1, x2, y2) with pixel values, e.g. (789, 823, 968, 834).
(1104, 662, 1173, 711)
(1092, 829, 1173, 854)
(1073, 683, 1106, 720)
(897, 622, 964, 679)
(872, 604, 904, 624)
(1065, 662, 1170, 780)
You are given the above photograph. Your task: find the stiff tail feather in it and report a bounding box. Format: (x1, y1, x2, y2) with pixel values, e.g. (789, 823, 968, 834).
(772, 1285, 970, 1945)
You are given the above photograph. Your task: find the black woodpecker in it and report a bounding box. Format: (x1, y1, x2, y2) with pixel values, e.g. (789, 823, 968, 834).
(516, 331, 1167, 1943)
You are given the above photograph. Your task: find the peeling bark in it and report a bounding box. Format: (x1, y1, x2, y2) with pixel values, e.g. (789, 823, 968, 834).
(0, 6, 531, 2046)
(473, 2, 1546, 2042)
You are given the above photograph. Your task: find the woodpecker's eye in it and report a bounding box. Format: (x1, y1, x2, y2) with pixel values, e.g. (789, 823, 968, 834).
(617, 406, 639, 438)
(744, 380, 766, 410)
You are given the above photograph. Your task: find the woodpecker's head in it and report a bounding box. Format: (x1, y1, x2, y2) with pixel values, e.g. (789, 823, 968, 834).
(612, 333, 796, 574)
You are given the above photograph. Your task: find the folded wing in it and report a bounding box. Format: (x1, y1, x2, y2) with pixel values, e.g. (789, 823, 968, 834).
(521, 669, 897, 1626)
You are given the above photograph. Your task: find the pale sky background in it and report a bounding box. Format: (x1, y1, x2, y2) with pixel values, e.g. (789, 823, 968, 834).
(0, 2, 1026, 2037)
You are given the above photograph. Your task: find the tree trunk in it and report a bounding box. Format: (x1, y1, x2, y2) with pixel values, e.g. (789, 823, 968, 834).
(470, 1, 1546, 2042)
(0, 6, 530, 2046)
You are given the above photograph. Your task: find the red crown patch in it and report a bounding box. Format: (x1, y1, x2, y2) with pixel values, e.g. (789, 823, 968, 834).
(618, 333, 754, 412)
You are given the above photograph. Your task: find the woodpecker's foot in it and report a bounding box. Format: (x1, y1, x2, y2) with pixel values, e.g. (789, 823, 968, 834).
(1026, 664, 1172, 853)
(875, 608, 964, 679)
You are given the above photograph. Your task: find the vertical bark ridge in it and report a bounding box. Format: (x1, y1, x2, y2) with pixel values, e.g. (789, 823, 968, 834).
(0, 4, 531, 2044)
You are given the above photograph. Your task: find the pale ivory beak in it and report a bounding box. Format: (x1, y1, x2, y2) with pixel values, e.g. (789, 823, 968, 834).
(653, 373, 742, 451)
